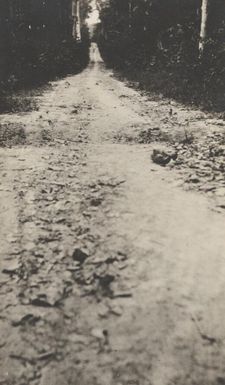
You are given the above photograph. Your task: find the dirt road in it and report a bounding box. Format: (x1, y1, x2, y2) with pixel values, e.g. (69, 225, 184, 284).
(1, 43, 225, 385)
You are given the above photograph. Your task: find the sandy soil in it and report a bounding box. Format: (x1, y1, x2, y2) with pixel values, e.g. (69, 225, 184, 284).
(1, 43, 225, 385)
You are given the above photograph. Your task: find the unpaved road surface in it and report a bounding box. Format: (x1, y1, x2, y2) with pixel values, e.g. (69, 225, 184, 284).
(1, 43, 225, 385)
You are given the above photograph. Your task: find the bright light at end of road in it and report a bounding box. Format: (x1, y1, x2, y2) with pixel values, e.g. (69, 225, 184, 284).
(86, 1, 100, 26)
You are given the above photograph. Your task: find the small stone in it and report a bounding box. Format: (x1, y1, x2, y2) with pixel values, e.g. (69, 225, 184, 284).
(98, 274, 115, 289)
(12, 313, 41, 327)
(72, 248, 89, 264)
(217, 376, 225, 384)
(31, 285, 62, 307)
(91, 328, 108, 341)
(113, 292, 132, 299)
(90, 198, 102, 207)
(2, 260, 21, 275)
(31, 297, 53, 307)
(98, 303, 109, 318)
(91, 328, 105, 340)
(188, 174, 200, 183)
(110, 304, 123, 316)
(37, 351, 56, 361)
(151, 147, 177, 166)
(66, 262, 80, 272)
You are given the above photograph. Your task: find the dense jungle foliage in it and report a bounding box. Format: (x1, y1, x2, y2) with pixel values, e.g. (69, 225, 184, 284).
(97, 0, 225, 111)
(0, 0, 90, 91)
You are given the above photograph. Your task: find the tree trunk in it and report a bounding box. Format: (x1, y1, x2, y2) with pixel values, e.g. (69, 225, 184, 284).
(76, 0, 81, 41)
(199, 0, 209, 55)
(72, 0, 77, 39)
(128, 1, 132, 30)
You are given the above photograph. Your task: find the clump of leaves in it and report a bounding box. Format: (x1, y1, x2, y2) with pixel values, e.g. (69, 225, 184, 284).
(182, 129, 195, 145)
(0, 123, 26, 147)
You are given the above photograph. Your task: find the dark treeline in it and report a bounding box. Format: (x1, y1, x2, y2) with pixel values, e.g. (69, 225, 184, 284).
(0, 0, 90, 91)
(97, 0, 225, 111)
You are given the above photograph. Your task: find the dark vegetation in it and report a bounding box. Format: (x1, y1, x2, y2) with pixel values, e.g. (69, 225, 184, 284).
(0, 0, 90, 94)
(97, 0, 225, 112)
(0, 123, 26, 147)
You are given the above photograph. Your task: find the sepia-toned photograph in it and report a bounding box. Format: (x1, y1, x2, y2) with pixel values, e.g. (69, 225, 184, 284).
(0, 1, 225, 384)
